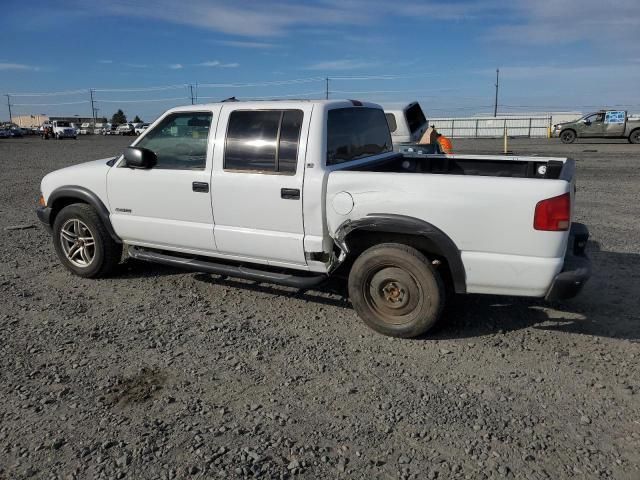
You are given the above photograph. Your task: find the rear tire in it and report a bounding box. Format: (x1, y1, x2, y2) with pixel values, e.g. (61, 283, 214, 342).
(629, 129, 640, 144)
(560, 130, 576, 144)
(52, 204, 122, 278)
(348, 243, 444, 338)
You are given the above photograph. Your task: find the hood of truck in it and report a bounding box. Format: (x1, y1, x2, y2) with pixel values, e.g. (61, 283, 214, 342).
(40, 157, 116, 203)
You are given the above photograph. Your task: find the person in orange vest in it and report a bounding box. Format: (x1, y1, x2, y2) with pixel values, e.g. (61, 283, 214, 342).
(436, 132, 453, 153)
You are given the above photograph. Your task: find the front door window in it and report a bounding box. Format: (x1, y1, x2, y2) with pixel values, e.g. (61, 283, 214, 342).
(134, 112, 212, 170)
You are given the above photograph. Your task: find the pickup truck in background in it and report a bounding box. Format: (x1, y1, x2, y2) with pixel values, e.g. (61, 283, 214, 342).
(554, 110, 640, 144)
(36, 100, 590, 338)
(382, 101, 428, 144)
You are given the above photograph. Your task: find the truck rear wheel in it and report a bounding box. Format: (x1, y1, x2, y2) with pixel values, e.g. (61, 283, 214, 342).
(348, 243, 444, 338)
(560, 130, 576, 144)
(629, 129, 640, 144)
(52, 204, 122, 278)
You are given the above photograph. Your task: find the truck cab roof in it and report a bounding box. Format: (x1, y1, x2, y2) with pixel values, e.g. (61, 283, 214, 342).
(162, 99, 383, 113)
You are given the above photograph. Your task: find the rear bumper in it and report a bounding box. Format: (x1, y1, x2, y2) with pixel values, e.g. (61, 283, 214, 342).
(36, 206, 53, 232)
(545, 222, 591, 301)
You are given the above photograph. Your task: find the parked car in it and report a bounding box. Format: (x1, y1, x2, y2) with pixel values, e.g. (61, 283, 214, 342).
(0, 129, 11, 139)
(135, 123, 149, 135)
(116, 123, 136, 136)
(78, 123, 92, 135)
(382, 101, 428, 144)
(553, 110, 640, 144)
(103, 124, 118, 135)
(36, 100, 590, 338)
(51, 121, 77, 140)
(9, 127, 23, 137)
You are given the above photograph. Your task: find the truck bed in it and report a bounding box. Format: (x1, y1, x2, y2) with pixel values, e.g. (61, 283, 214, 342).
(326, 151, 576, 297)
(347, 151, 571, 180)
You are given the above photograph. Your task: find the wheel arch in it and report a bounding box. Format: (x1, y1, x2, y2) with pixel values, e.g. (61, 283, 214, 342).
(629, 127, 640, 143)
(48, 186, 121, 243)
(333, 214, 466, 294)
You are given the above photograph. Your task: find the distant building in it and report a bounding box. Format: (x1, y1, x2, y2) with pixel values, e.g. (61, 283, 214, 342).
(12, 114, 105, 128)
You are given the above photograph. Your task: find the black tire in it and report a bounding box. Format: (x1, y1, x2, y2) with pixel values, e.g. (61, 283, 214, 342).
(629, 129, 640, 144)
(560, 129, 576, 144)
(348, 243, 444, 338)
(52, 203, 122, 278)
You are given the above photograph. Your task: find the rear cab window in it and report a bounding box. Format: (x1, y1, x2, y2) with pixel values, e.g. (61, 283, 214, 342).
(327, 108, 392, 166)
(385, 113, 398, 133)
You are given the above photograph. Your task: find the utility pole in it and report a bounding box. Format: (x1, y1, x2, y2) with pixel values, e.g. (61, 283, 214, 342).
(5, 95, 12, 123)
(189, 84, 195, 105)
(325, 77, 329, 100)
(493, 68, 499, 117)
(89, 89, 97, 125)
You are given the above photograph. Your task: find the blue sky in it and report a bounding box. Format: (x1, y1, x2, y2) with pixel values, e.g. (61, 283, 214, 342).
(1, 0, 639, 121)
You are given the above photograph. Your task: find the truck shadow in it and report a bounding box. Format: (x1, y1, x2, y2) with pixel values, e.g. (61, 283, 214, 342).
(432, 240, 639, 342)
(119, 241, 639, 342)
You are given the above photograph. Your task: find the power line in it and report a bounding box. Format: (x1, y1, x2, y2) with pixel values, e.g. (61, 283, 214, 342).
(93, 84, 188, 93)
(198, 91, 324, 100)
(11, 100, 89, 106)
(97, 97, 188, 103)
(7, 88, 88, 97)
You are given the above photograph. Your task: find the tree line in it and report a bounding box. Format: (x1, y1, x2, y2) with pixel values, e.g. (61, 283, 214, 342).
(110, 109, 142, 125)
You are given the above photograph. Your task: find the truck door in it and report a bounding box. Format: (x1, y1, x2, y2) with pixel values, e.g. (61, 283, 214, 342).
(604, 110, 626, 137)
(210, 106, 311, 267)
(107, 109, 219, 252)
(579, 112, 605, 137)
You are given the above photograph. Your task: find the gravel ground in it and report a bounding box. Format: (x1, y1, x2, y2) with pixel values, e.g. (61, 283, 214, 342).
(0, 135, 638, 480)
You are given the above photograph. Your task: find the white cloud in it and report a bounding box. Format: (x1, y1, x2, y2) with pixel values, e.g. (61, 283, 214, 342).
(487, 0, 640, 48)
(0, 62, 40, 71)
(85, 0, 373, 37)
(305, 59, 379, 71)
(196, 60, 239, 68)
(216, 40, 276, 49)
(169, 63, 183, 69)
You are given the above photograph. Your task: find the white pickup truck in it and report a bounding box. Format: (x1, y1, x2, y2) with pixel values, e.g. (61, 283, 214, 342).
(36, 100, 590, 338)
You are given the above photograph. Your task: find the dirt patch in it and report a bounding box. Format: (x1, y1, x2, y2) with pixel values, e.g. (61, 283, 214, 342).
(107, 367, 167, 407)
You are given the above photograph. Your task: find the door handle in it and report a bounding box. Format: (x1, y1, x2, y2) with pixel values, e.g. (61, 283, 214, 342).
(192, 182, 209, 193)
(281, 188, 300, 200)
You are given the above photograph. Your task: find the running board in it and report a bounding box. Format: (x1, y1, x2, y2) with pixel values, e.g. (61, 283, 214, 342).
(128, 246, 327, 289)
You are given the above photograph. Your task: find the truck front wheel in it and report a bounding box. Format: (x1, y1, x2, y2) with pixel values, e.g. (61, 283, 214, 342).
(560, 130, 576, 144)
(629, 129, 640, 144)
(52, 204, 122, 278)
(348, 243, 444, 338)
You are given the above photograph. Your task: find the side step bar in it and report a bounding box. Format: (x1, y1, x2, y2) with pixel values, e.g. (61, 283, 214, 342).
(128, 246, 327, 289)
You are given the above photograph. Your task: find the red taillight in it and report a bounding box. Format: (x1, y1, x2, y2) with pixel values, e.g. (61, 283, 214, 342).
(534, 192, 570, 231)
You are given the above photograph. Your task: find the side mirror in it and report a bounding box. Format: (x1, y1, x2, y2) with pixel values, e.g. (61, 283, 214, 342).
(123, 146, 157, 169)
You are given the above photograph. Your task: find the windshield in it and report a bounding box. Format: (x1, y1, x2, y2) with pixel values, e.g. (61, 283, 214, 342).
(57, 121, 71, 127)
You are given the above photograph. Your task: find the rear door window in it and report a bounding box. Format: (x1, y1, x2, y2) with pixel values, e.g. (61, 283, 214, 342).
(224, 110, 303, 174)
(327, 108, 392, 166)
